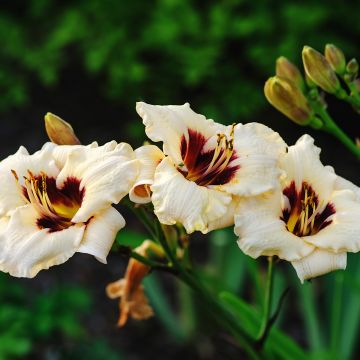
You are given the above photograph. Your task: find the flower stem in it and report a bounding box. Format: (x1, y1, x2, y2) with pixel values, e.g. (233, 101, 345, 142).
(330, 271, 344, 359)
(309, 97, 360, 158)
(256, 257, 274, 346)
(154, 221, 260, 359)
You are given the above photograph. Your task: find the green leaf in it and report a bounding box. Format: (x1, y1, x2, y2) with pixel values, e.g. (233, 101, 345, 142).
(220, 291, 308, 360)
(143, 274, 187, 342)
(115, 229, 146, 249)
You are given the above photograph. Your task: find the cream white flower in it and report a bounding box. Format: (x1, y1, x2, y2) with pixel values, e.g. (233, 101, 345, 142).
(135, 102, 286, 234)
(235, 135, 360, 282)
(0, 141, 138, 278)
(129, 145, 164, 204)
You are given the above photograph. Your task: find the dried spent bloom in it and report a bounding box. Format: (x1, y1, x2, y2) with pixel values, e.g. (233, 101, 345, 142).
(106, 241, 155, 326)
(264, 76, 314, 125)
(235, 135, 360, 283)
(302, 46, 341, 94)
(0, 141, 138, 277)
(45, 112, 81, 145)
(135, 102, 286, 234)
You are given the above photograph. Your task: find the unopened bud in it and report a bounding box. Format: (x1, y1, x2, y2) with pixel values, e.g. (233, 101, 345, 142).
(346, 58, 359, 77)
(325, 44, 346, 75)
(264, 76, 314, 125)
(276, 57, 304, 90)
(354, 79, 360, 92)
(44, 113, 81, 145)
(302, 46, 340, 94)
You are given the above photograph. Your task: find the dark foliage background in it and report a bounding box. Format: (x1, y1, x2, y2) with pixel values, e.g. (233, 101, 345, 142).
(0, 0, 359, 359)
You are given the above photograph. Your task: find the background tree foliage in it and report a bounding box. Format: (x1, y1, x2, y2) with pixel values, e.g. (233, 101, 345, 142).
(1, 1, 360, 359)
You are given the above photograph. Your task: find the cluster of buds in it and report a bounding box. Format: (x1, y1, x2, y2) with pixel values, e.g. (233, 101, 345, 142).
(265, 44, 360, 126)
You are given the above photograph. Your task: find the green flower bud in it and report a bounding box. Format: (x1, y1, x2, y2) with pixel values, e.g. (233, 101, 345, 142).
(354, 79, 360, 92)
(276, 56, 305, 90)
(264, 76, 314, 125)
(325, 44, 346, 75)
(45, 112, 81, 145)
(302, 46, 340, 94)
(346, 58, 359, 77)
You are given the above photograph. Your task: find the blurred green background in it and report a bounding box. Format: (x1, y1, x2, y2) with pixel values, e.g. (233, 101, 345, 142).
(1, 0, 359, 359)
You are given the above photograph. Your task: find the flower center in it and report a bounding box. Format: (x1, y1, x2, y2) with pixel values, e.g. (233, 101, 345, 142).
(281, 181, 335, 237)
(12, 170, 84, 232)
(178, 127, 239, 186)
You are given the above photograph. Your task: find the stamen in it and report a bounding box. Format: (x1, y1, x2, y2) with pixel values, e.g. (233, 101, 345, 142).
(282, 181, 335, 237)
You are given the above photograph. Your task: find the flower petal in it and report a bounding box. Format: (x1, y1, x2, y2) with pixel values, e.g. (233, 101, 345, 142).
(303, 189, 360, 253)
(0, 145, 59, 217)
(207, 197, 239, 231)
(56, 142, 138, 223)
(0, 205, 85, 278)
(291, 249, 347, 283)
(50, 141, 99, 168)
(216, 122, 286, 196)
(281, 135, 337, 200)
(129, 145, 164, 204)
(151, 157, 232, 234)
(78, 206, 125, 263)
(235, 191, 314, 261)
(334, 174, 360, 200)
(136, 102, 227, 164)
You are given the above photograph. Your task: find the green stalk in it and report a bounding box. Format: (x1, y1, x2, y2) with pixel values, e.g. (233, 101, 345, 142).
(309, 99, 360, 158)
(330, 272, 345, 359)
(256, 257, 274, 346)
(127, 204, 261, 358)
(154, 222, 260, 359)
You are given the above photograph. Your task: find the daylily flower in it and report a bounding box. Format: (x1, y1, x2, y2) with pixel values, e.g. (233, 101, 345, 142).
(106, 240, 155, 326)
(135, 102, 286, 234)
(129, 145, 164, 204)
(235, 135, 360, 282)
(0, 141, 138, 278)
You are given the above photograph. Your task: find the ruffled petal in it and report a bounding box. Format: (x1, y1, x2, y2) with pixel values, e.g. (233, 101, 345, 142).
(78, 206, 125, 263)
(0, 145, 59, 217)
(291, 249, 347, 283)
(281, 135, 337, 200)
(129, 145, 164, 204)
(216, 122, 286, 196)
(56, 142, 138, 223)
(0, 205, 85, 278)
(334, 174, 360, 201)
(136, 102, 227, 164)
(50, 141, 99, 168)
(207, 197, 239, 231)
(151, 157, 232, 234)
(303, 189, 360, 253)
(235, 191, 314, 261)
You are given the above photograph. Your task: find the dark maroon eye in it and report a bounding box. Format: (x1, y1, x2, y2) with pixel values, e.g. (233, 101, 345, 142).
(281, 181, 335, 236)
(13, 169, 85, 233)
(179, 128, 239, 186)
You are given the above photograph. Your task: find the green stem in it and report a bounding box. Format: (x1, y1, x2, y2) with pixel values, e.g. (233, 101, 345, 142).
(257, 257, 274, 345)
(310, 99, 360, 158)
(129, 250, 178, 275)
(343, 80, 360, 105)
(128, 205, 260, 358)
(154, 222, 260, 359)
(330, 272, 344, 359)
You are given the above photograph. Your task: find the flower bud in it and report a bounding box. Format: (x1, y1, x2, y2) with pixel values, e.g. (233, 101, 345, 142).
(354, 79, 360, 92)
(346, 58, 359, 77)
(276, 56, 304, 90)
(264, 76, 314, 125)
(325, 44, 346, 75)
(44, 112, 81, 145)
(302, 46, 340, 94)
